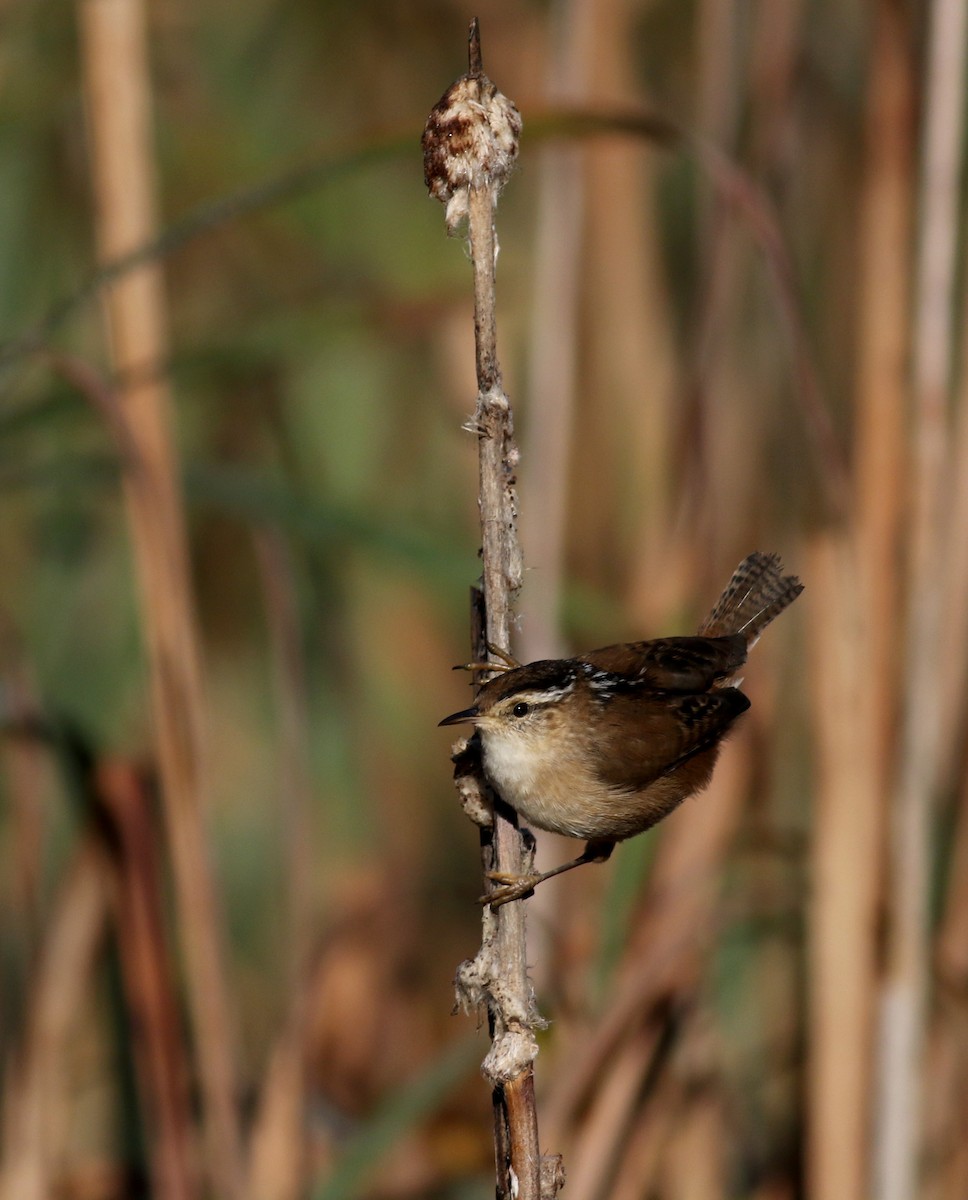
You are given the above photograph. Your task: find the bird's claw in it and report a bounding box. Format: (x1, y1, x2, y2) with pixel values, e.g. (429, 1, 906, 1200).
(479, 870, 540, 908)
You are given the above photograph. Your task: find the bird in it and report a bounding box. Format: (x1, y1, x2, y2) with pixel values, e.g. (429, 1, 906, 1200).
(440, 552, 803, 906)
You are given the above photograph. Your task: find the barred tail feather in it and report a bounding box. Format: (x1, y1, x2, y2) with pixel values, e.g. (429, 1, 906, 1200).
(698, 552, 803, 644)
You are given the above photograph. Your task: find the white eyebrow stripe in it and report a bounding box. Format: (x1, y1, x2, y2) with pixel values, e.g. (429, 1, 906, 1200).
(507, 681, 576, 706)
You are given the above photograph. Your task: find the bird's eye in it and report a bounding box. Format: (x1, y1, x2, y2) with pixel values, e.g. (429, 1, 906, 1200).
(511, 702, 530, 718)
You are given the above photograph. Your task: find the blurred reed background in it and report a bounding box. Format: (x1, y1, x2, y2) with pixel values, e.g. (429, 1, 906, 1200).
(1, 0, 966, 1197)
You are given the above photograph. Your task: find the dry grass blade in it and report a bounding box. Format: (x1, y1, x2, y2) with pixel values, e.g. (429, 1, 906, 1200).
(76, 0, 243, 1193)
(0, 841, 109, 1200)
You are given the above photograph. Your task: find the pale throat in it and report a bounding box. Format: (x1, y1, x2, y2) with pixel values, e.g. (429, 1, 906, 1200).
(477, 720, 599, 838)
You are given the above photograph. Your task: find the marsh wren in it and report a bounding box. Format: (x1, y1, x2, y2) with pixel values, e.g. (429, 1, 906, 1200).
(440, 552, 803, 906)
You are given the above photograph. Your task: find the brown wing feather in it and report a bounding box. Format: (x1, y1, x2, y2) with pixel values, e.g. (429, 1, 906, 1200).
(593, 688, 751, 793)
(580, 635, 747, 692)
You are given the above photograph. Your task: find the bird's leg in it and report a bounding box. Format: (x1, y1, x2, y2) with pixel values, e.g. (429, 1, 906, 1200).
(481, 839, 615, 908)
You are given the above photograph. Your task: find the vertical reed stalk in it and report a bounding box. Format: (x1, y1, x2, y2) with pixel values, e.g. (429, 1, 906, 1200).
(467, 121, 544, 1200)
(424, 21, 554, 1200)
(806, 534, 880, 1200)
(854, 0, 913, 777)
(808, 8, 913, 1196)
(586, 0, 676, 622)
(76, 1, 243, 1194)
(0, 843, 109, 1200)
(874, 2, 967, 1196)
(96, 761, 198, 1200)
(519, 0, 588, 665)
(245, 531, 315, 1200)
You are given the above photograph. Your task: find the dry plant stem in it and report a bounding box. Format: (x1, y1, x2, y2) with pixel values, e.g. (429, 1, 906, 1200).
(0, 640, 48, 951)
(424, 28, 545, 1186)
(76, 1, 243, 1195)
(518, 0, 590, 667)
(247, 533, 315, 1200)
(805, 11, 912, 1199)
(854, 0, 912, 785)
(466, 168, 543, 1200)
(875, 1, 966, 1196)
(806, 534, 880, 1200)
(0, 840, 109, 1200)
(95, 762, 198, 1200)
(253, 531, 315, 985)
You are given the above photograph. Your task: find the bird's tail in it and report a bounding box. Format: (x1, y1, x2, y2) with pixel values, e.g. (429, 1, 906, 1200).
(699, 552, 803, 645)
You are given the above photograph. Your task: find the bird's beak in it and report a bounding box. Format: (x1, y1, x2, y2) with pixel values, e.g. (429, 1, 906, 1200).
(439, 705, 480, 727)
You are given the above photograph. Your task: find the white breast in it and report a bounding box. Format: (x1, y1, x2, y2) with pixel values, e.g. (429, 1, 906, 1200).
(479, 728, 607, 839)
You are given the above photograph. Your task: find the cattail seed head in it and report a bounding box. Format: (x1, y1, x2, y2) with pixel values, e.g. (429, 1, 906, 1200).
(422, 73, 522, 233)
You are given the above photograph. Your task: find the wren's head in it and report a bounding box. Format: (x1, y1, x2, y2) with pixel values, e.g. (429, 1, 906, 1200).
(440, 660, 579, 743)
(439, 660, 588, 813)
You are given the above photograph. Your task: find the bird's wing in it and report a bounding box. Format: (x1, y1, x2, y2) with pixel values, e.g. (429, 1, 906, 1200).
(580, 635, 747, 692)
(593, 687, 751, 792)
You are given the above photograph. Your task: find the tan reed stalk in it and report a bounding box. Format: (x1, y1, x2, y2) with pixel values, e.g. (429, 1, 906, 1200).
(806, 533, 881, 1200)
(518, 0, 589, 667)
(807, 13, 915, 1191)
(0, 842, 109, 1200)
(933, 129, 968, 781)
(853, 0, 914, 780)
(929, 382, 968, 1196)
(584, 0, 676, 619)
(245, 531, 316, 1200)
(805, 9, 915, 1197)
(937, 770, 968, 987)
(76, 1, 243, 1194)
(659, 1080, 727, 1200)
(874, 2, 968, 1196)
(245, 1027, 307, 1200)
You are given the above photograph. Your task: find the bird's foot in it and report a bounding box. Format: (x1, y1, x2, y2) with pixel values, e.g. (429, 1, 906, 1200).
(479, 870, 541, 908)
